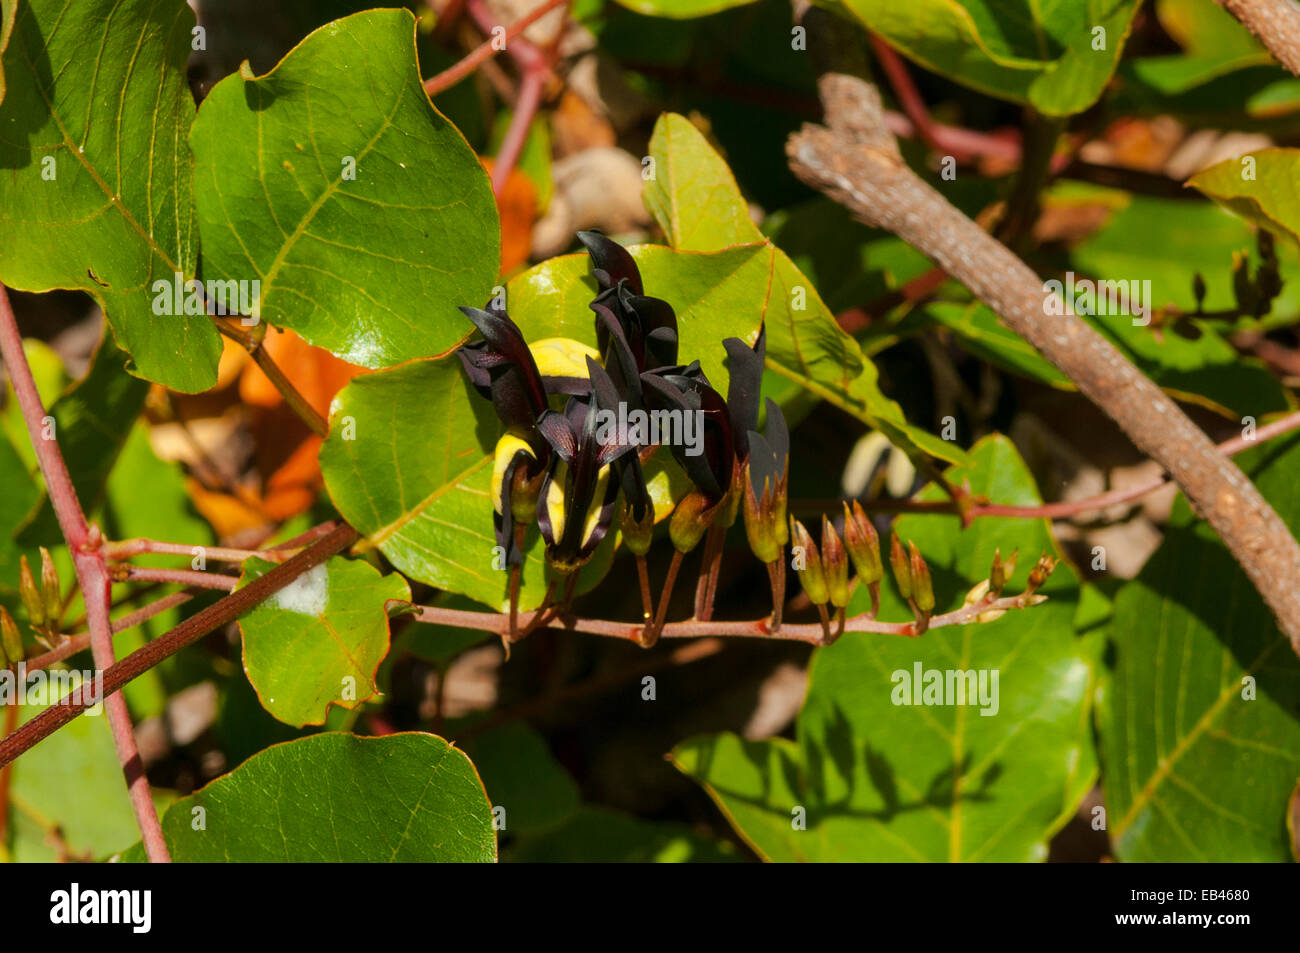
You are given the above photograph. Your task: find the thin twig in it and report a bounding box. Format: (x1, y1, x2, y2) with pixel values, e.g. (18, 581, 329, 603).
(0, 285, 170, 862)
(25, 591, 197, 674)
(215, 319, 328, 438)
(105, 538, 296, 563)
(423, 0, 567, 97)
(111, 566, 238, 592)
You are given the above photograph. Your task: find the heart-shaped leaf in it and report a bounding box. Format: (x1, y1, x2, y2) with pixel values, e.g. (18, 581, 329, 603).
(120, 732, 496, 861)
(675, 435, 1097, 861)
(0, 0, 221, 392)
(190, 8, 500, 367)
(235, 555, 410, 727)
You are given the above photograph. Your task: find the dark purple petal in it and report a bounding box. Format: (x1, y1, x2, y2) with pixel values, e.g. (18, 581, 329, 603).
(577, 230, 643, 295)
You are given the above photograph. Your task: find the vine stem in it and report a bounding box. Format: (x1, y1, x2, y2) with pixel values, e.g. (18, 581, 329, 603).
(0, 285, 170, 863)
(25, 591, 196, 674)
(0, 523, 359, 772)
(422, 0, 567, 97)
(408, 588, 1043, 645)
(111, 566, 237, 592)
(105, 538, 296, 563)
(1218, 0, 1300, 76)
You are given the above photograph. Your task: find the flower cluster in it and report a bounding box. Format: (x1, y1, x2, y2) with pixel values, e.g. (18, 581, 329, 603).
(456, 232, 789, 635)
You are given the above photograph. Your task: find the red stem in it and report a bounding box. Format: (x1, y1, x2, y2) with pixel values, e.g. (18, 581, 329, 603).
(0, 285, 170, 863)
(115, 566, 237, 592)
(492, 68, 545, 197)
(423, 0, 565, 97)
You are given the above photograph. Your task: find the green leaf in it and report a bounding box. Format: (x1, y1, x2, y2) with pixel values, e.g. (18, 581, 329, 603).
(235, 556, 410, 727)
(611, 0, 758, 18)
(18, 338, 149, 545)
(507, 805, 741, 862)
(320, 355, 622, 611)
(190, 8, 500, 367)
(675, 435, 1096, 861)
(1100, 432, 1300, 862)
(837, 0, 1143, 116)
(121, 732, 496, 861)
(0, 0, 15, 106)
(8, 673, 160, 862)
(643, 113, 966, 465)
(1125, 0, 1272, 95)
(923, 301, 1072, 388)
(1189, 148, 1300, 251)
(464, 723, 581, 836)
(0, 0, 221, 392)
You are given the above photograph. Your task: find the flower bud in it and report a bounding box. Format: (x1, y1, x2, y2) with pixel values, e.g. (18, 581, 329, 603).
(0, 605, 19, 666)
(1027, 553, 1057, 592)
(821, 516, 850, 609)
(620, 501, 656, 557)
(889, 532, 912, 601)
(909, 541, 934, 614)
(19, 555, 44, 627)
(789, 518, 828, 606)
(670, 490, 715, 553)
(842, 501, 881, 585)
(40, 547, 62, 625)
(742, 466, 782, 564)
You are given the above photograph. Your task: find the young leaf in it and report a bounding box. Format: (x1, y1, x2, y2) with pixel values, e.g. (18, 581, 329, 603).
(191, 8, 500, 367)
(0, 0, 221, 393)
(643, 113, 967, 465)
(235, 556, 410, 727)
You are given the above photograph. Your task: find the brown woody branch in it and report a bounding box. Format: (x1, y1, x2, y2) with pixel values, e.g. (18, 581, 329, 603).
(1219, 0, 1300, 76)
(786, 73, 1300, 655)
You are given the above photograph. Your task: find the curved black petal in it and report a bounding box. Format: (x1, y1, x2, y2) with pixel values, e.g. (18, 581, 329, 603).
(577, 230, 643, 295)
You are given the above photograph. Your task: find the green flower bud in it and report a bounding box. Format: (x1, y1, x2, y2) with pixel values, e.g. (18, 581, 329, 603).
(1027, 553, 1057, 592)
(19, 555, 44, 628)
(909, 541, 934, 614)
(790, 517, 828, 606)
(842, 501, 882, 584)
(0, 605, 18, 666)
(670, 490, 715, 554)
(889, 532, 912, 601)
(821, 516, 850, 609)
(742, 465, 782, 564)
(620, 501, 656, 557)
(40, 547, 62, 626)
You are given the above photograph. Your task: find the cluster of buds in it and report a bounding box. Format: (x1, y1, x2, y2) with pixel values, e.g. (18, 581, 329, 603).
(1, 548, 63, 667)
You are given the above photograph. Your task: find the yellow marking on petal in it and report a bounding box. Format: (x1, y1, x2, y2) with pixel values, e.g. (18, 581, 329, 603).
(581, 465, 612, 548)
(491, 434, 535, 515)
(530, 338, 600, 379)
(545, 460, 569, 540)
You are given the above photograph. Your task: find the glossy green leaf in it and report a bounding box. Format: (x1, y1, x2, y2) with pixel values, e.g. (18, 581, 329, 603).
(235, 556, 410, 727)
(0, 0, 221, 392)
(190, 8, 500, 367)
(675, 435, 1097, 861)
(643, 113, 966, 465)
(121, 732, 496, 861)
(838, 0, 1142, 116)
(1100, 432, 1300, 862)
